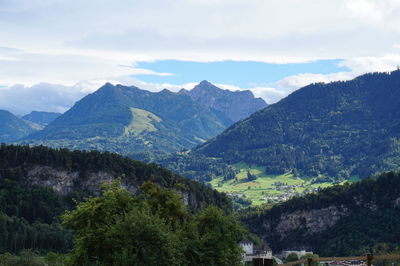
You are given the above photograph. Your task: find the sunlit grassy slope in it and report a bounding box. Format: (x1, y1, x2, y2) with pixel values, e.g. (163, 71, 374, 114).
(209, 162, 356, 206)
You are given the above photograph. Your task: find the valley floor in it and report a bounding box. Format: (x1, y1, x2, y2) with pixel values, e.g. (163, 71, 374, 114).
(209, 162, 359, 206)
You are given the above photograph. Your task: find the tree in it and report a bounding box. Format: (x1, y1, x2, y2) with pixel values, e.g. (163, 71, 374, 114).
(246, 170, 257, 181)
(285, 252, 299, 262)
(62, 181, 137, 265)
(193, 206, 244, 266)
(62, 181, 245, 266)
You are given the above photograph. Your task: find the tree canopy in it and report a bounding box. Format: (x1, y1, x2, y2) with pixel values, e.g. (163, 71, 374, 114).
(63, 181, 244, 266)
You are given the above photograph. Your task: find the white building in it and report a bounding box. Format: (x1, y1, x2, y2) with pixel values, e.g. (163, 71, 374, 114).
(281, 250, 313, 259)
(239, 240, 273, 263)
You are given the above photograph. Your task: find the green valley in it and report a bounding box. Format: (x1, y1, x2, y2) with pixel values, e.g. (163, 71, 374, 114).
(208, 162, 357, 206)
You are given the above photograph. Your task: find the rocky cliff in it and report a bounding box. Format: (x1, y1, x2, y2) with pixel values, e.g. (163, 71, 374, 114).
(241, 172, 400, 256)
(179, 80, 267, 122)
(0, 144, 232, 211)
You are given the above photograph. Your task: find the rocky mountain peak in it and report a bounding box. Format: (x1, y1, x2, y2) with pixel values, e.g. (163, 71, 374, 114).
(186, 81, 267, 122)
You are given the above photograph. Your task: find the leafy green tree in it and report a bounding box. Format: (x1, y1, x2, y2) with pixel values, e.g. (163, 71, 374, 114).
(285, 252, 299, 262)
(140, 181, 188, 226)
(63, 181, 244, 266)
(62, 181, 137, 265)
(104, 208, 185, 266)
(193, 206, 244, 266)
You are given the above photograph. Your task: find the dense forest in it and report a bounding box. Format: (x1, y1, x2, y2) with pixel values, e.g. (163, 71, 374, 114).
(0, 144, 232, 254)
(153, 153, 237, 182)
(240, 171, 400, 256)
(193, 71, 400, 179)
(0, 182, 245, 266)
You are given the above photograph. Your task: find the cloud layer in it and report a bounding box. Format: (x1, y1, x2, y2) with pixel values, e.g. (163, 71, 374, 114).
(1, 0, 400, 113)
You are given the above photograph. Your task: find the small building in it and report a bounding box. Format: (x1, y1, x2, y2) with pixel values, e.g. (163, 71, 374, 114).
(281, 250, 313, 259)
(239, 240, 272, 263)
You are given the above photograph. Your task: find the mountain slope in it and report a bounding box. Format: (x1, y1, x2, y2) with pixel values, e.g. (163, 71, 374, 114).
(22, 111, 61, 126)
(0, 144, 232, 253)
(194, 71, 400, 179)
(179, 80, 267, 122)
(0, 110, 38, 142)
(240, 171, 400, 256)
(23, 83, 232, 155)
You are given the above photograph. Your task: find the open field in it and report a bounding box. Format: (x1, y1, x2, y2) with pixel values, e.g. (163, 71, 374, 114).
(209, 162, 355, 206)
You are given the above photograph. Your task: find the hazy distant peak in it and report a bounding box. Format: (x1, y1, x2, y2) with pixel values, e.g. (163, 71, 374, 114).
(102, 82, 115, 88)
(185, 81, 267, 122)
(0, 109, 38, 142)
(0, 109, 14, 115)
(159, 88, 173, 94)
(199, 80, 213, 86)
(22, 111, 61, 126)
(192, 80, 221, 92)
(178, 88, 189, 95)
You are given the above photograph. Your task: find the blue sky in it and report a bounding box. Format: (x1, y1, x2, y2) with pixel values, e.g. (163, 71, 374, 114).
(132, 59, 350, 88)
(0, 0, 400, 114)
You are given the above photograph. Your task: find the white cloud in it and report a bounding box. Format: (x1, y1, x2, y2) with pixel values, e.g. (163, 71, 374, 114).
(1, 0, 400, 70)
(1, 0, 400, 112)
(340, 54, 400, 74)
(247, 87, 286, 104)
(0, 83, 85, 115)
(276, 72, 356, 92)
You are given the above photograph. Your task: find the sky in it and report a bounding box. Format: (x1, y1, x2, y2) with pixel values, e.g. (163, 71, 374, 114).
(1, 0, 400, 114)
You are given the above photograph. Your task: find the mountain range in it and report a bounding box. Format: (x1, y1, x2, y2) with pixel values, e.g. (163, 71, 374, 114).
(22, 111, 61, 126)
(0, 110, 39, 142)
(188, 70, 400, 179)
(14, 81, 266, 156)
(179, 80, 267, 122)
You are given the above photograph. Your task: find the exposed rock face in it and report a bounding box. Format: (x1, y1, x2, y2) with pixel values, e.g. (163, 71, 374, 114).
(273, 206, 349, 240)
(26, 165, 137, 195)
(180, 80, 267, 122)
(22, 165, 199, 207)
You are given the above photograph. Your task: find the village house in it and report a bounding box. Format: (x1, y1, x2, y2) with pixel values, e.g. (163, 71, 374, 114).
(239, 240, 272, 264)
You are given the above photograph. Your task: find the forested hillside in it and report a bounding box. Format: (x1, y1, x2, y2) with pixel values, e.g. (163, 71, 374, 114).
(194, 71, 400, 179)
(0, 144, 231, 254)
(241, 171, 400, 256)
(22, 83, 232, 155)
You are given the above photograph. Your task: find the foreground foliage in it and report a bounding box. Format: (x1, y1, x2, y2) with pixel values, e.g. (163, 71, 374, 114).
(63, 181, 244, 266)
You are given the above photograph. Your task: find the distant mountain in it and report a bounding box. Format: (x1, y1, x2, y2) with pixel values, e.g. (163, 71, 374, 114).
(22, 111, 61, 126)
(179, 80, 267, 122)
(0, 110, 38, 142)
(194, 71, 400, 179)
(23, 83, 232, 155)
(241, 171, 400, 256)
